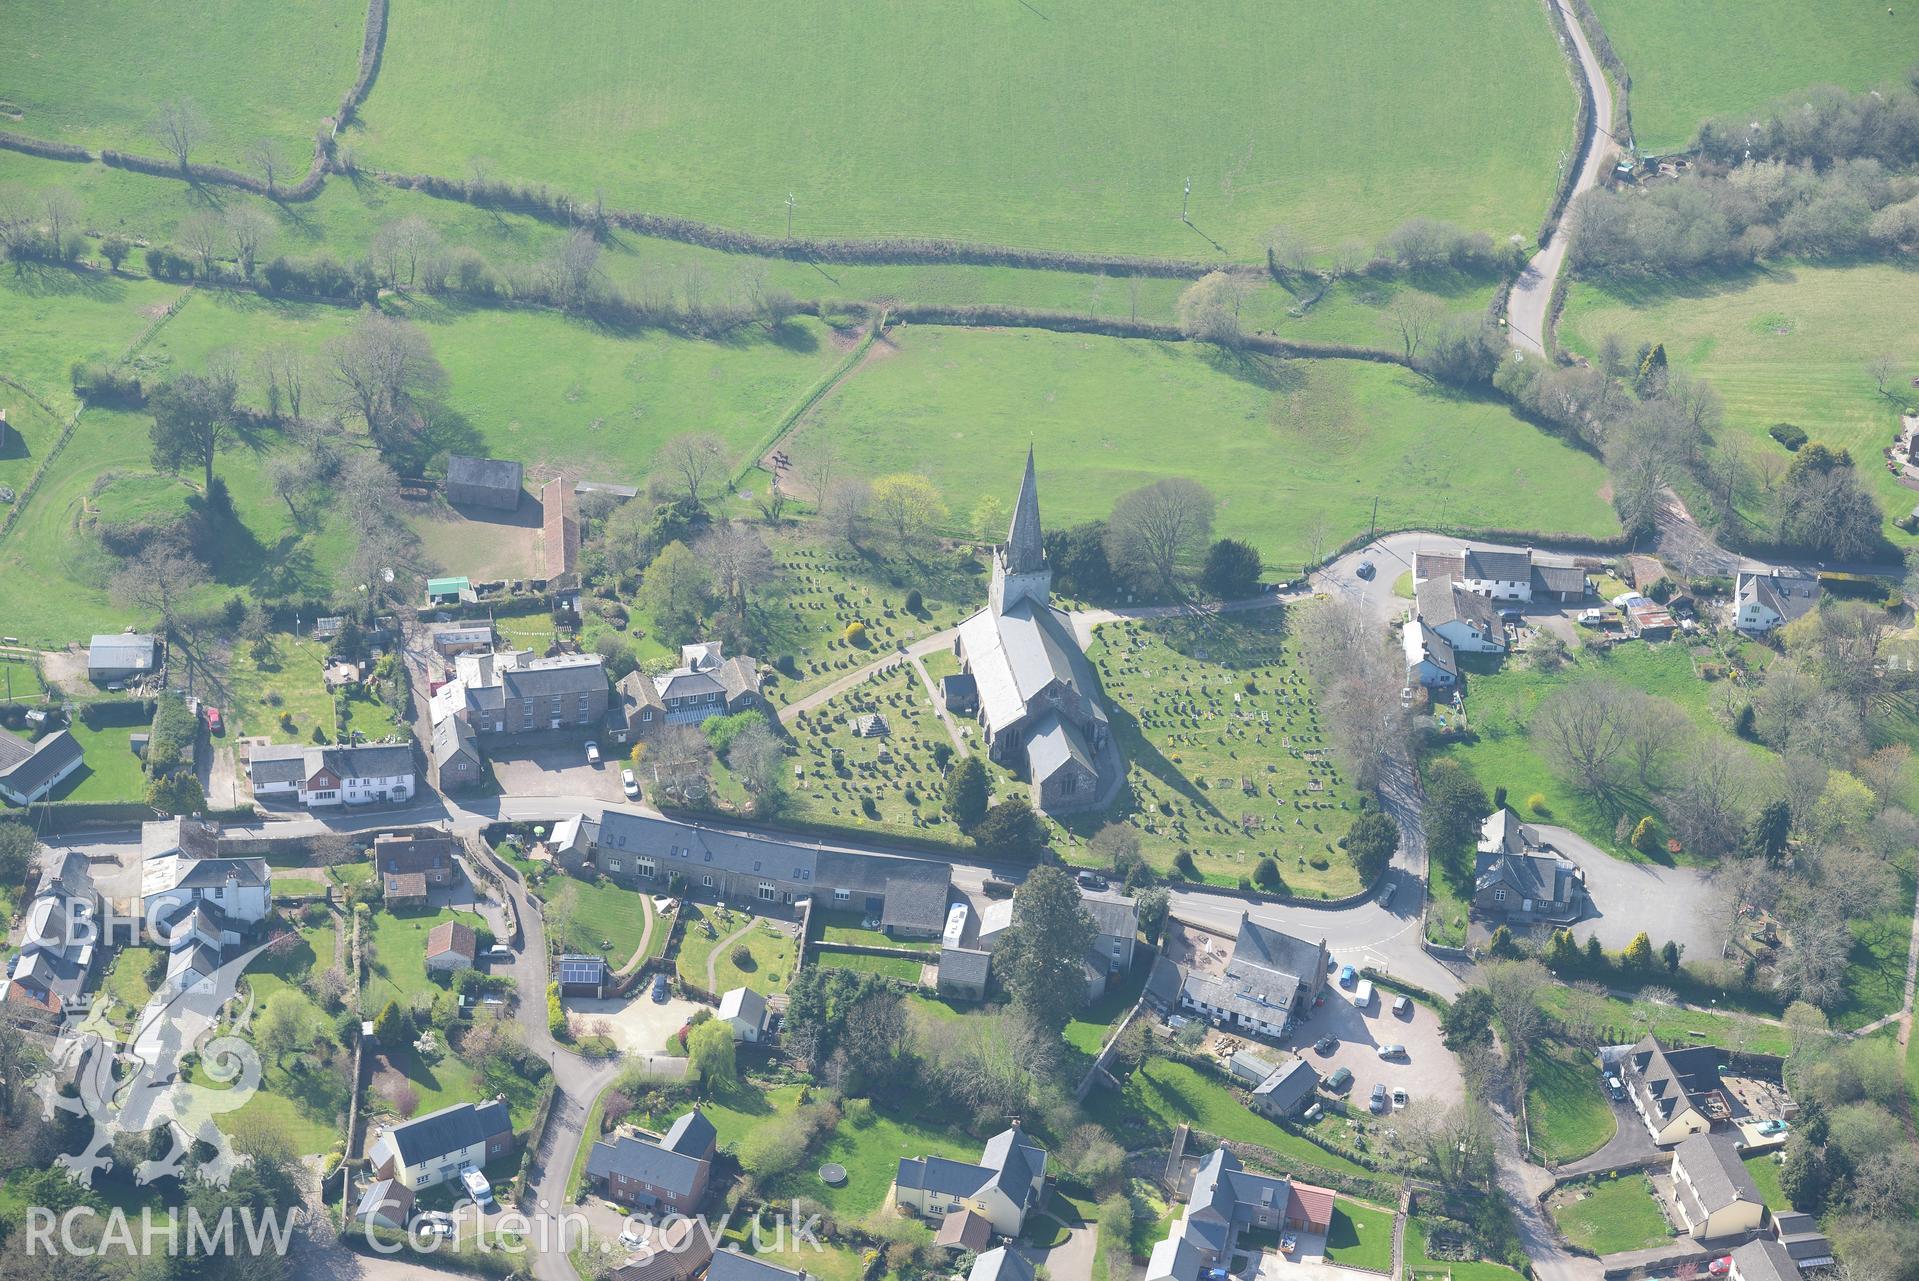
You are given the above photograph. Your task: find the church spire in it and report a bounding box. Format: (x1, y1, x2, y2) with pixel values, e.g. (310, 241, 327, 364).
(1005, 446, 1045, 574)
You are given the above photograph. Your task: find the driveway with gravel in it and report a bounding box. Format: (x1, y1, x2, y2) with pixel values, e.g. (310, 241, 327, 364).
(565, 990, 703, 1057)
(1537, 825, 1719, 956)
(1285, 982, 1465, 1117)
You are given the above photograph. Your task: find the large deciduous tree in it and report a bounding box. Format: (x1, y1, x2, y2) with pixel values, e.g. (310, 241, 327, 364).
(324, 312, 445, 450)
(656, 433, 729, 509)
(871, 473, 947, 545)
(148, 371, 241, 490)
(1105, 478, 1215, 596)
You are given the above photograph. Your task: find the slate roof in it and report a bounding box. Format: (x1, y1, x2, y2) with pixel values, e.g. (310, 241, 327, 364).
(312, 742, 414, 779)
(1735, 566, 1821, 626)
(1730, 1240, 1798, 1281)
(1674, 1132, 1761, 1215)
(42, 851, 95, 903)
(382, 1100, 512, 1168)
(1402, 620, 1458, 679)
(141, 817, 222, 860)
(1415, 576, 1499, 634)
(719, 987, 767, 1029)
(1474, 851, 1580, 906)
(896, 1125, 1046, 1205)
(939, 947, 992, 989)
(1180, 917, 1324, 1027)
(969, 1248, 1036, 1281)
(376, 833, 458, 875)
(248, 742, 309, 786)
(142, 854, 268, 899)
(355, 1177, 414, 1226)
(881, 871, 952, 933)
(500, 654, 607, 700)
(956, 597, 1105, 739)
(445, 454, 524, 495)
(1081, 889, 1138, 940)
(661, 1108, 716, 1159)
(1627, 1035, 1731, 1126)
(0, 727, 83, 798)
(1463, 547, 1533, 582)
(709, 1251, 807, 1281)
(1004, 449, 1046, 575)
(585, 1132, 709, 1196)
(1478, 808, 1540, 856)
(1252, 1058, 1321, 1113)
(426, 921, 476, 962)
(432, 712, 479, 766)
(1532, 556, 1588, 596)
(1027, 710, 1097, 785)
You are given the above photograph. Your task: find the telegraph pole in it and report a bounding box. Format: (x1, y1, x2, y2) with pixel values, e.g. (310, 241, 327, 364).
(785, 193, 797, 239)
(1181, 177, 1191, 223)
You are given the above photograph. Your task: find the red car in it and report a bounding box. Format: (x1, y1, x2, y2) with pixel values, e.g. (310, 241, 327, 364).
(1709, 1258, 1733, 1277)
(203, 705, 223, 735)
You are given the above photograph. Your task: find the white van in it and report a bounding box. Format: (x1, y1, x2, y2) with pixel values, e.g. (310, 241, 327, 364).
(1353, 979, 1375, 1010)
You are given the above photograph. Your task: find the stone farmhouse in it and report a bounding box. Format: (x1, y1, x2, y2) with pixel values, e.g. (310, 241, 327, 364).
(951, 450, 1116, 813)
(444, 454, 524, 511)
(1175, 913, 1329, 1039)
(894, 1123, 1049, 1238)
(1413, 545, 1589, 604)
(606, 641, 764, 745)
(1146, 1146, 1334, 1281)
(1472, 808, 1586, 926)
(431, 650, 609, 739)
(550, 808, 952, 933)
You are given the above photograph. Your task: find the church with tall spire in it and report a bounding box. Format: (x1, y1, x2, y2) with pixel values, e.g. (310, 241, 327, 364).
(952, 449, 1116, 813)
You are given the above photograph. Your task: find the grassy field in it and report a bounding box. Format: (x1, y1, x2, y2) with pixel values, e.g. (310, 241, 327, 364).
(1583, 0, 1919, 152)
(1539, 985, 1793, 1057)
(0, 657, 46, 703)
(357, 0, 1572, 255)
(788, 327, 1618, 569)
(219, 634, 401, 744)
(44, 717, 149, 803)
(1560, 263, 1919, 546)
(1088, 1057, 1365, 1177)
(815, 909, 938, 952)
(1325, 1202, 1397, 1273)
(1525, 1041, 1616, 1165)
(1071, 611, 1361, 893)
(8, 0, 364, 167)
(1549, 1174, 1672, 1256)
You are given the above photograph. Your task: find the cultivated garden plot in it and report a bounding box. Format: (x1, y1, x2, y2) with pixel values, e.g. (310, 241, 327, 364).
(218, 634, 408, 746)
(1069, 612, 1361, 896)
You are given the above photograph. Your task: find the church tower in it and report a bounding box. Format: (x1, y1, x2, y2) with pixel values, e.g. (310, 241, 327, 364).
(989, 447, 1051, 616)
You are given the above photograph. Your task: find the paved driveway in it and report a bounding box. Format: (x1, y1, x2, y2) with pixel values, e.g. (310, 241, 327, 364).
(1537, 826, 1719, 956)
(1020, 1218, 1096, 1281)
(1285, 982, 1464, 1116)
(488, 737, 628, 801)
(565, 991, 703, 1057)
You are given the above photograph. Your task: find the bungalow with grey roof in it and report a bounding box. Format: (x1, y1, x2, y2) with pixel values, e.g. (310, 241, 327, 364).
(0, 725, 84, 804)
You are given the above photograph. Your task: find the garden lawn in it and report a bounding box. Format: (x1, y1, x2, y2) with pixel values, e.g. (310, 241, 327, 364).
(1550, 1175, 1672, 1256)
(1064, 964, 1152, 1057)
(788, 328, 1618, 571)
(675, 906, 798, 995)
(546, 878, 659, 968)
(1525, 1041, 1616, 1165)
(1540, 986, 1793, 1057)
(1560, 263, 1919, 546)
(359, 0, 1572, 255)
(46, 718, 149, 803)
(102, 947, 160, 1015)
(221, 634, 364, 743)
(1325, 1202, 1396, 1273)
(1405, 1219, 1527, 1281)
(361, 906, 488, 1013)
(816, 910, 937, 952)
(1089, 1058, 1364, 1178)
(1744, 1152, 1791, 1213)
(1069, 612, 1362, 893)
(1582, 0, 1919, 152)
(814, 952, 925, 982)
(0, 658, 46, 703)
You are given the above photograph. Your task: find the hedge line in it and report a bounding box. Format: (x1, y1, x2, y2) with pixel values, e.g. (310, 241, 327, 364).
(1566, 0, 1634, 153)
(0, 130, 93, 164)
(884, 303, 1407, 364)
(1536, 0, 1600, 249)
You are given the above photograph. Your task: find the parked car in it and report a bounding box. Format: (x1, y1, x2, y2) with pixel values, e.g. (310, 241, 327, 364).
(1325, 1067, 1354, 1093)
(1606, 1075, 1625, 1101)
(486, 944, 513, 962)
(419, 1212, 454, 1238)
(1377, 1043, 1407, 1060)
(1369, 1083, 1388, 1112)
(620, 1226, 649, 1250)
(585, 740, 602, 765)
(1279, 1233, 1299, 1254)
(1355, 561, 1377, 580)
(202, 705, 223, 735)
(1758, 1119, 1788, 1136)
(1338, 964, 1358, 986)
(1313, 1035, 1339, 1056)
(1392, 1088, 1409, 1110)
(621, 768, 640, 798)
(1392, 995, 1412, 1018)
(651, 973, 670, 1002)
(1076, 871, 1110, 890)
(1709, 1258, 1733, 1277)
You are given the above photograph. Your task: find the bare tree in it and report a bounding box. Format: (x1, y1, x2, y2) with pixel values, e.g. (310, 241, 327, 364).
(1621, 690, 1690, 790)
(151, 99, 208, 170)
(1703, 857, 1779, 954)
(1383, 292, 1441, 365)
(111, 537, 207, 633)
(179, 212, 225, 278)
(798, 440, 839, 506)
(1295, 597, 1410, 788)
(40, 188, 80, 256)
(819, 477, 870, 547)
(1174, 271, 1249, 348)
(1302, 514, 1334, 571)
(1395, 1100, 1495, 1194)
(371, 216, 441, 289)
(1263, 224, 1315, 279)
(1104, 477, 1216, 596)
(1532, 680, 1631, 798)
(1868, 353, 1899, 399)
(1773, 908, 1852, 1006)
(650, 724, 712, 800)
(728, 721, 786, 807)
(257, 344, 308, 422)
(324, 312, 445, 448)
(225, 205, 273, 280)
(1664, 736, 1757, 860)
(655, 432, 729, 508)
(1479, 960, 1550, 1089)
(541, 228, 601, 310)
(699, 522, 775, 617)
(246, 137, 288, 194)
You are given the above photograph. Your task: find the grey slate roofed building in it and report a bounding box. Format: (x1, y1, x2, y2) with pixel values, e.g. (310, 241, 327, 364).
(969, 1248, 1036, 1281)
(584, 1133, 710, 1208)
(1415, 576, 1498, 634)
(1178, 915, 1328, 1036)
(383, 1099, 512, 1169)
(661, 1108, 717, 1159)
(1730, 1239, 1798, 1281)
(709, 1250, 808, 1281)
(1532, 556, 1588, 598)
(1472, 850, 1584, 922)
(1672, 1132, 1762, 1217)
(444, 454, 524, 510)
(0, 727, 85, 803)
(1464, 548, 1532, 582)
(1250, 1058, 1321, 1117)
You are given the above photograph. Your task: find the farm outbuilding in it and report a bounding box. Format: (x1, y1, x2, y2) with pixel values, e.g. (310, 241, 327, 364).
(445, 455, 525, 511)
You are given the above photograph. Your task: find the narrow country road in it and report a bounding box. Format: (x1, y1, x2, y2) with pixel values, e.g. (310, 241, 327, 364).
(1507, 0, 1616, 356)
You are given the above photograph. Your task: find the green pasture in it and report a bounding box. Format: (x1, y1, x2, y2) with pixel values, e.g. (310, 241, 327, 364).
(787, 326, 1618, 569)
(358, 0, 1572, 255)
(1584, 0, 1919, 152)
(7, 0, 364, 169)
(1561, 263, 1919, 546)
(1550, 1174, 1671, 1256)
